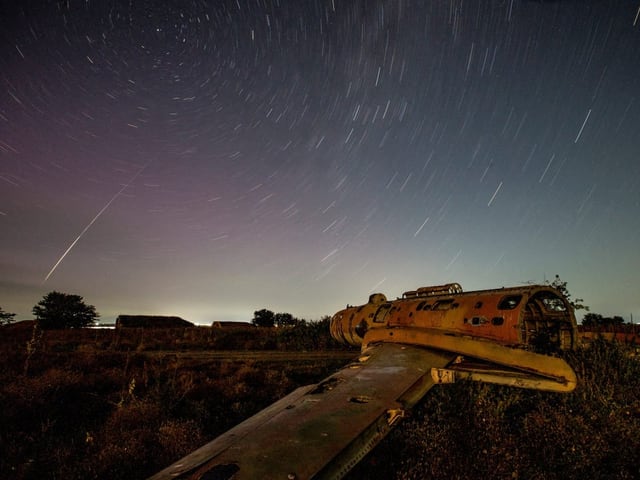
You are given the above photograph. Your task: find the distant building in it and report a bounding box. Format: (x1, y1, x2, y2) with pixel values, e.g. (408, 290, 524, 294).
(212, 321, 254, 328)
(115, 315, 193, 329)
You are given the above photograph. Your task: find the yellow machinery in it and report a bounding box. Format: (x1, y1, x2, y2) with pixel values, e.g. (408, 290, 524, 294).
(150, 283, 578, 480)
(331, 283, 578, 392)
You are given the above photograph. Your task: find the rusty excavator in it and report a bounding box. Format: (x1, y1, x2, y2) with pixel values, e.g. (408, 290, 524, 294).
(149, 283, 579, 480)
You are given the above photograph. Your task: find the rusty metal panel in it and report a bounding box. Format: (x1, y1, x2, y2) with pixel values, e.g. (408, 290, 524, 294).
(331, 284, 578, 352)
(363, 327, 577, 392)
(149, 343, 456, 480)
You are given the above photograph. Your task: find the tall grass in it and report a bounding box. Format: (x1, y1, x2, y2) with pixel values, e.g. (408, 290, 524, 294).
(349, 339, 640, 480)
(1, 324, 637, 479)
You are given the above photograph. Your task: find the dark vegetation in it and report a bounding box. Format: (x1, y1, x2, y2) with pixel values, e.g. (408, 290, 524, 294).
(581, 313, 628, 328)
(0, 306, 17, 325)
(1, 321, 638, 480)
(252, 308, 301, 327)
(32, 291, 98, 329)
(0, 320, 352, 479)
(349, 338, 640, 480)
(2, 281, 638, 479)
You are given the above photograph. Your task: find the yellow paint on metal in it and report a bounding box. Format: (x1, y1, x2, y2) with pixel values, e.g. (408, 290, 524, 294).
(362, 326, 577, 392)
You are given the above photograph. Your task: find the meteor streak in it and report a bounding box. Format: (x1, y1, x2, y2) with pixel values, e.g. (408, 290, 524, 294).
(43, 163, 149, 283)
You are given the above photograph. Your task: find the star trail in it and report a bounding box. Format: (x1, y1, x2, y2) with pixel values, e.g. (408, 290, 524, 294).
(1, 0, 639, 324)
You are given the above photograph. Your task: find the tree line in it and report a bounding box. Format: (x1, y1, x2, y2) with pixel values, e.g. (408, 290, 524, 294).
(1, 291, 98, 329)
(0, 276, 635, 329)
(547, 275, 630, 327)
(0, 292, 307, 330)
(251, 308, 301, 328)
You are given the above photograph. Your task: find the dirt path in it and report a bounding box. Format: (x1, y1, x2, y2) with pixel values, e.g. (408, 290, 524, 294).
(144, 350, 358, 362)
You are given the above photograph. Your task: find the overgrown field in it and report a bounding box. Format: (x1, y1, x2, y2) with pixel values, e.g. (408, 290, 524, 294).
(1, 323, 638, 479)
(350, 339, 640, 480)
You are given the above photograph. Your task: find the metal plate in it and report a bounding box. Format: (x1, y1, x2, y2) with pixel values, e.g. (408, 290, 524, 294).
(149, 343, 455, 480)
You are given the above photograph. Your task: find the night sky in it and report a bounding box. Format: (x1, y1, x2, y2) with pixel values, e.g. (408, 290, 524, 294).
(2, 0, 639, 325)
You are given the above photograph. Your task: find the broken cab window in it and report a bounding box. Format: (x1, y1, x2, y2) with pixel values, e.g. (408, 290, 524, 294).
(541, 296, 567, 312)
(498, 295, 522, 310)
(433, 299, 454, 310)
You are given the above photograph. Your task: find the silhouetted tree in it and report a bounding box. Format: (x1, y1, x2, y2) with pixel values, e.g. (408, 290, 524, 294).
(0, 306, 16, 325)
(274, 312, 298, 328)
(609, 315, 625, 326)
(548, 274, 589, 311)
(32, 291, 98, 329)
(252, 308, 275, 327)
(582, 313, 603, 327)
(582, 313, 625, 327)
